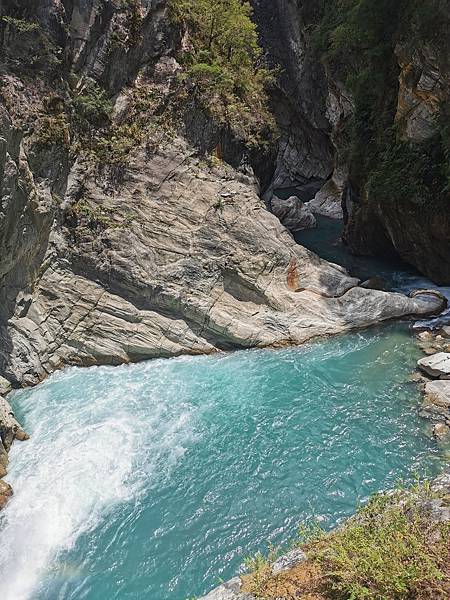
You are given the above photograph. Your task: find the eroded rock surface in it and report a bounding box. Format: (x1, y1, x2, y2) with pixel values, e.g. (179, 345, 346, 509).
(0, 393, 28, 507)
(4, 135, 443, 386)
(0, 1, 445, 388)
(422, 380, 450, 438)
(418, 353, 450, 380)
(271, 195, 317, 232)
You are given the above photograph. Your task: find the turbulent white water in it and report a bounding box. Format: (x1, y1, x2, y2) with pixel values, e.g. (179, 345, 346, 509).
(0, 361, 200, 600)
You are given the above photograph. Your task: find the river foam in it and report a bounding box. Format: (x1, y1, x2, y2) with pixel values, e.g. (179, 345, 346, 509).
(0, 361, 199, 600)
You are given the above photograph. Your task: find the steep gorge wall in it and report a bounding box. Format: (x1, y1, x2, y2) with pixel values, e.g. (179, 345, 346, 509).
(251, 0, 334, 195)
(286, 1, 450, 284)
(252, 1, 450, 284)
(0, 0, 446, 388)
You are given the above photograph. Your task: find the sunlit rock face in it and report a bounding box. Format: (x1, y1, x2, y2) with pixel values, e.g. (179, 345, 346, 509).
(0, 0, 448, 386)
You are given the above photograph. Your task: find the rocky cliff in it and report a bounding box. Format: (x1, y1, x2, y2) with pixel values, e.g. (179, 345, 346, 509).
(251, 1, 450, 283)
(294, 0, 450, 284)
(1, 0, 444, 388)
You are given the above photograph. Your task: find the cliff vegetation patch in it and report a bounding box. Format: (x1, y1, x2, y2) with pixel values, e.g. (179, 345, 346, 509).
(169, 0, 276, 146)
(309, 0, 450, 209)
(243, 480, 450, 600)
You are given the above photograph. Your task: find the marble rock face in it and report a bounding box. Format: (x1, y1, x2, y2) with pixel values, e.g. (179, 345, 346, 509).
(418, 353, 450, 379)
(271, 195, 317, 232)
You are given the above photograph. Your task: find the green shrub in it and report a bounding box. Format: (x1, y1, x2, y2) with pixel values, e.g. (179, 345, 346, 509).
(243, 481, 450, 600)
(1, 16, 40, 33)
(73, 82, 112, 128)
(368, 127, 450, 208)
(169, 0, 276, 144)
(34, 113, 70, 149)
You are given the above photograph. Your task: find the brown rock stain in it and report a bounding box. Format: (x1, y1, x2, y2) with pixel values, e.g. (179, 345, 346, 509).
(287, 257, 300, 291)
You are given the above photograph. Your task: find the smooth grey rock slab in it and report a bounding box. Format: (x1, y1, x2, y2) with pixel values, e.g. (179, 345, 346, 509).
(199, 577, 254, 600)
(418, 353, 450, 379)
(424, 380, 450, 409)
(271, 195, 317, 232)
(307, 179, 344, 219)
(272, 548, 306, 574)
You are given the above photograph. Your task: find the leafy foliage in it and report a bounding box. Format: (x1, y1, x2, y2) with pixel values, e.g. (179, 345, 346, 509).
(73, 81, 113, 129)
(307, 483, 450, 599)
(309, 0, 450, 208)
(169, 0, 276, 145)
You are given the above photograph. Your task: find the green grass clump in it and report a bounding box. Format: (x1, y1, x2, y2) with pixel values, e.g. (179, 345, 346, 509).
(243, 480, 450, 600)
(243, 550, 275, 597)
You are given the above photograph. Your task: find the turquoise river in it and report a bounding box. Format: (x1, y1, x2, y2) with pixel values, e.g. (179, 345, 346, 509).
(0, 217, 448, 600)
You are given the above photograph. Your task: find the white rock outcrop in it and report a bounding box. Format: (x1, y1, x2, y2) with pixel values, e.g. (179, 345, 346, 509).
(418, 353, 450, 379)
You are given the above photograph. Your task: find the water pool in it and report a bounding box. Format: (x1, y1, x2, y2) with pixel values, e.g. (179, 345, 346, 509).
(0, 324, 444, 600)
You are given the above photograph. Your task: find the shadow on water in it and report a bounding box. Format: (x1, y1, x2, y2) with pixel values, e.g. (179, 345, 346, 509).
(294, 216, 423, 291)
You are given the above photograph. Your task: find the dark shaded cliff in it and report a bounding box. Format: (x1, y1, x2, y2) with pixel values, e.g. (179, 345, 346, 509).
(277, 0, 450, 284)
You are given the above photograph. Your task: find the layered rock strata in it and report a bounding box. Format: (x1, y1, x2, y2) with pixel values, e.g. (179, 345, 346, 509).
(0, 0, 446, 389)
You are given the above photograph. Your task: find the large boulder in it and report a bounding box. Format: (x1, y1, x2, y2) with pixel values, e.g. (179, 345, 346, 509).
(422, 380, 450, 426)
(271, 195, 317, 232)
(307, 171, 345, 219)
(418, 353, 450, 379)
(0, 479, 13, 511)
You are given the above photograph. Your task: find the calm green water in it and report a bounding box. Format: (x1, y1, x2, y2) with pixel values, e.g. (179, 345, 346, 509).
(0, 324, 444, 600)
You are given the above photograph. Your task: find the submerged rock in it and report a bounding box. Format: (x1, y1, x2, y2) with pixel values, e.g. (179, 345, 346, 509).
(418, 353, 450, 379)
(271, 195, 317, 232)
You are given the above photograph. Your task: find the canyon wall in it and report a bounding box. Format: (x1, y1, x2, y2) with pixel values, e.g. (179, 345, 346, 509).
(0, 0, 447, 388)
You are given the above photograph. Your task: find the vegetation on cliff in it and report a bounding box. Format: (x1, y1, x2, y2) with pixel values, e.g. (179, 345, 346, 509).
(309, 0, 450, 210)
(244, 480, 450, 600)
(169, 0, 276, 145)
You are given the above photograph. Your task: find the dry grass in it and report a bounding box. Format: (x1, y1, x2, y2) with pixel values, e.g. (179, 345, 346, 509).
(242, 481, 450, 600)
